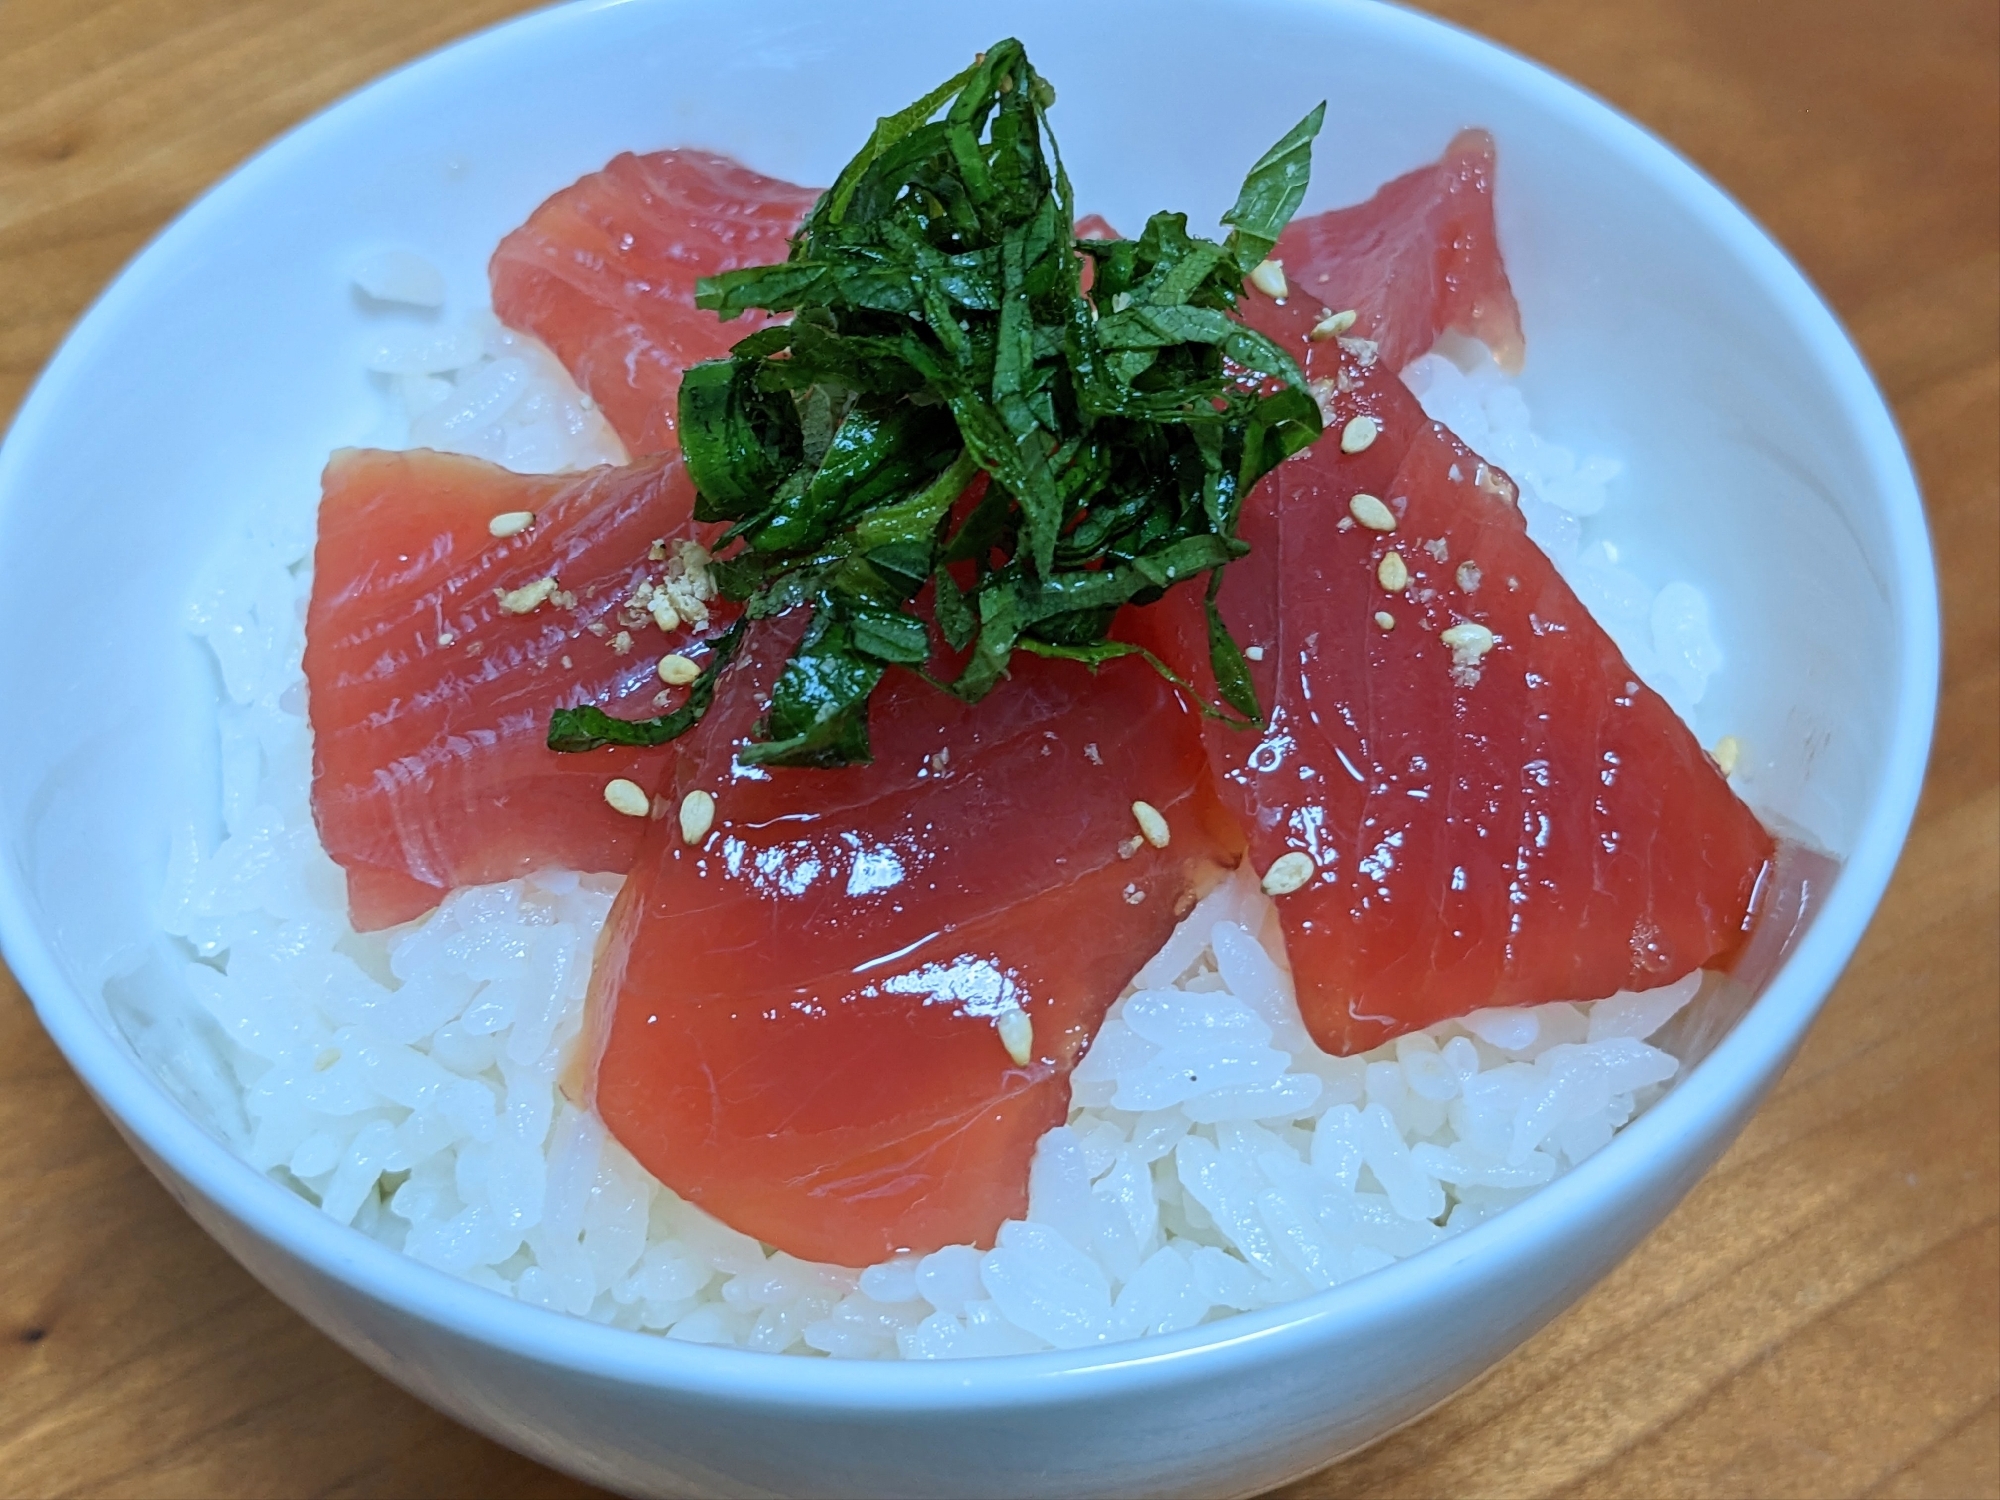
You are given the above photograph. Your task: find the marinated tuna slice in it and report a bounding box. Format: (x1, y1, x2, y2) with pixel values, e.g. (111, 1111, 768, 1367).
(490, 150, 822, 456)
(1131, 349, 1772, 1054)
(305, 448, 731, 930)
(1242, 128, 1524, 376)
(585, 620, 1241, 1266)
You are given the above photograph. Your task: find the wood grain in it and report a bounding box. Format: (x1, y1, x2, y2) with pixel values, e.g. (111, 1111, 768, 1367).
(1, 2, 1994, 1496)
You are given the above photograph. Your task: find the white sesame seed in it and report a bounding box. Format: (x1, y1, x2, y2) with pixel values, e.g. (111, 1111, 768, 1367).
(1131, 800, 1171, 849)
(1713, 735, 1742, 777)
(1340, 415, 1379, 453)
(657, 653, 701, 686)
(1456, 561, 1483, 593)
(488, 510, 535, 538)
(1118, 835, 1144, 860)
(497, 576, 558, 614)
(1244, 645, 1265, 661)
(1348, 493, 1397, 532)
(436, 630, 456, 648)
(1248, 258, 1289, 298)
(1441, 621, 1496, 666)
(1309, 308, 1358, 340)
(1377, 551, 1409, 592)
(996, 1007, 1034, 1067)
(1374, 611, 1396, 631)
(678, 789, 716, 846)
(603, 778, 650, 818)
(1261, 851, 1317, 896)
(1476, 464, 1517, 504)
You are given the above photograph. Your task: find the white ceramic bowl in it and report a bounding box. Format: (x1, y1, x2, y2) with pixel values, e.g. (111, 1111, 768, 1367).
(0, 2, 1936, 1496)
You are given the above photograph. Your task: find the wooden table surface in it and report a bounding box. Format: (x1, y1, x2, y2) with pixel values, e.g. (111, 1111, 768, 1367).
(1, 2, 1994, 1496)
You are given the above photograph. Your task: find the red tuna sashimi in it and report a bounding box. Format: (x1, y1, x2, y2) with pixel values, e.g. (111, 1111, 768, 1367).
(490, 150, 821, 457)
(583, 620, 1241, 1266)
(1131, 350, 1772, 1055)
(305, 448, 732, 930)
(1244, 128, 1524, 376)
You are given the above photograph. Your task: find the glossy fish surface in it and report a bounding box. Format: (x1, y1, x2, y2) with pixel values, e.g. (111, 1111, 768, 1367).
(305, 448, 729, 928)
(1248, 127, 1525, 374)
(585, 621, 1240, 1265)
(1135, 348, 1772, 1054)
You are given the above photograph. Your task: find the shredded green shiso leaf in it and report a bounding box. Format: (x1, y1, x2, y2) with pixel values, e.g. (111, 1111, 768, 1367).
(550, 39, 1325, 766)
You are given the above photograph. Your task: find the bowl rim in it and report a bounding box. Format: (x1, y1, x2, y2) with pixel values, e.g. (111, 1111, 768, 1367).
(0, 0, 1938, 1413)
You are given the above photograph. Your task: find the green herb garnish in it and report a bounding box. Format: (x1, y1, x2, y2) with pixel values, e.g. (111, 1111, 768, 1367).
(549, 40, 1324, 766)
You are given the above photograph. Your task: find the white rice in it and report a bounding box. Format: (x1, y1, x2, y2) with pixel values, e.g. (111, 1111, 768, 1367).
(351, 254, 626, 472)
(131, 255, 1723, 1359)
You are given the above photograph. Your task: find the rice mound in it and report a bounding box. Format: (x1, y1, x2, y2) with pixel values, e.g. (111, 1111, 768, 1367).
(137, 263, 1719, 1359)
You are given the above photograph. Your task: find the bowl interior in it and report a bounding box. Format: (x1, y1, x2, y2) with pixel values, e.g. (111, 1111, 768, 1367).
(0, 0, 1931, 1381)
